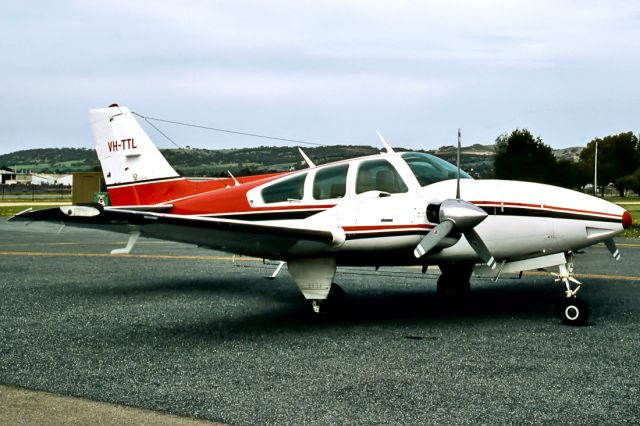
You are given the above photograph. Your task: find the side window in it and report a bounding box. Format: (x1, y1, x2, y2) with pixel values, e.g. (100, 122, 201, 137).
(261, 173, 307, 203)
(356, 159, 408, 194)
(313, 164, 349, 200)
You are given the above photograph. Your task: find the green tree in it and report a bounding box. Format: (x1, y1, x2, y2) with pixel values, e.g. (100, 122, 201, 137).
(553, 158, 590, 190)
(616, 169, 640, 195)
(579, 132, 639, 196)
(494, 129, 558, 184)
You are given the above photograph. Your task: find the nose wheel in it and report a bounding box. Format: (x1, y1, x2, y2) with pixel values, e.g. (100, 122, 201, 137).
(552, 255, 590, 326)
(559, 297, 589, 326)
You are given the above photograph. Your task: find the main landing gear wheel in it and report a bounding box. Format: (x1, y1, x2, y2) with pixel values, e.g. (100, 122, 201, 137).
(436, 263, 473, 301)
(559, 298, 589, 326)
(310, 283, 345, 315)
(436, 274, 470, 300)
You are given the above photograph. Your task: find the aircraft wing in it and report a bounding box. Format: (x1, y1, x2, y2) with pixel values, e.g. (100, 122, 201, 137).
(10, 205, 340, 259)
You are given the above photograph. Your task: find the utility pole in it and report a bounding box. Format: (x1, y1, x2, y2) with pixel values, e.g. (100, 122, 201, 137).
(594, 141, 598, 197)
(456, 128, 461, 199)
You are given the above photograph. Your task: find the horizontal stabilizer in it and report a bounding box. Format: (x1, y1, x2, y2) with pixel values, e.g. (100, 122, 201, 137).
(10, 205, 337, 259)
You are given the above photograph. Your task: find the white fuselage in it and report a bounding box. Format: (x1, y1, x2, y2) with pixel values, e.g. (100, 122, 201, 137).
(243, 152, 625, 266)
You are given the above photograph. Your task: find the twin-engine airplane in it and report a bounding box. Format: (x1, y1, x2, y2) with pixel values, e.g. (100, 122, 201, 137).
(12, 105, 632, 325)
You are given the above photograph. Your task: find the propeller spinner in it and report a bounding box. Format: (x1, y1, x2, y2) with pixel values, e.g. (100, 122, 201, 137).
(414, 199, 496, 268)
(413, 129, 497, 268)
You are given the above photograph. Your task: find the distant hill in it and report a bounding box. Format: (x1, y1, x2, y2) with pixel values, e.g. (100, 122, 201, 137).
(0, 148, 99, 173)
(429, 144, 496, 177)
(162, 145, 383, 177)
(553, 146, 583, 162)
(0, 144, 583, 178)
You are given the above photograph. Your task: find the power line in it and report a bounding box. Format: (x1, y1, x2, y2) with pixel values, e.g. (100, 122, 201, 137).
(131, 112, 327, 147)
(132, 112, 183, 149)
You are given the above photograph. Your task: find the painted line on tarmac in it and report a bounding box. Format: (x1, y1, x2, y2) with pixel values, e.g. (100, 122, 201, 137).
(2, 250, 639, 282)
(0, 251, 260, 262)
(0, 202, 72, 206)
(594, 242, 640, 248)
(522, 270, 640, 282)
(6, 241, 173, 246)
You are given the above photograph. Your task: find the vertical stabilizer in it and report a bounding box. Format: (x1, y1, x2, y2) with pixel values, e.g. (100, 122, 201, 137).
(90, 105, 179, 186)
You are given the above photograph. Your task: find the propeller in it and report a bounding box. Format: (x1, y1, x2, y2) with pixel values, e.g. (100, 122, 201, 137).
(413, 129, 497, 268)
(604, 238, 620, 260)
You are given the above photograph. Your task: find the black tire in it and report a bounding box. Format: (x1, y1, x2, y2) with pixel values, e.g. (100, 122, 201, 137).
(310, 283, 346, 315)
(328, 283, 346, 301)
(311, 299, 327, 315)
(559, 298, 590, 326)
(436, 274, 470, 300)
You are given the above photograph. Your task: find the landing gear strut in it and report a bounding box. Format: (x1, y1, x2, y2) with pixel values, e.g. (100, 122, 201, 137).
(552, 254, 590, 326)
(311, 283, 345, 315)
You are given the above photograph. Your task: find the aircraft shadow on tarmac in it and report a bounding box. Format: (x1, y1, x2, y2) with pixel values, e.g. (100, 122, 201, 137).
(75, 277, 280, 299)
(76, 275, 612, 341)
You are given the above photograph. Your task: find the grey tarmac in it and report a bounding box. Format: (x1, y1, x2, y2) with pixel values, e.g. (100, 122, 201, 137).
(1, 218, 639, 425)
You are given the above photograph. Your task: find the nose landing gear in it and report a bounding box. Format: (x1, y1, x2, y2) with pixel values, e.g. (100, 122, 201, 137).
(552, 255, 590, 326)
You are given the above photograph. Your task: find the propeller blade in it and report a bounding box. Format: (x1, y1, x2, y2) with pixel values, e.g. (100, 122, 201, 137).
(604, 238, 621, 260)
(414, 220, 454, 258)
(464, 228, 497, 269)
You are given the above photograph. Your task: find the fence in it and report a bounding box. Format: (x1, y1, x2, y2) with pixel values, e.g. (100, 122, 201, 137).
(1, 184, 72, 201)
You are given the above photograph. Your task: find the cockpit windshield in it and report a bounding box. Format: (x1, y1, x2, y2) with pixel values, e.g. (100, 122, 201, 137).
(401, 152, 472, 187)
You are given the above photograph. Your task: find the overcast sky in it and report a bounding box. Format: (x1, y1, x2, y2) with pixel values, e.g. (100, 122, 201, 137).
(1, 0, 639, 154)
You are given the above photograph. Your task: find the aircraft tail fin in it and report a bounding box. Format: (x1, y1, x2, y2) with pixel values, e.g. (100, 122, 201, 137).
(89, 104, 180, 187)
(88, 104, 281, 207)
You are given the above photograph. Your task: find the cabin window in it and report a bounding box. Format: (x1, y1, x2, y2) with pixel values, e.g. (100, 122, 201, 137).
(355, 159, 408, 194)
(313, 164, 349, 200)
(261, 173, 307, 203)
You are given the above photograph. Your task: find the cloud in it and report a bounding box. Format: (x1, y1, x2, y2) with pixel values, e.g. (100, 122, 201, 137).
(0, 0, 639, 154)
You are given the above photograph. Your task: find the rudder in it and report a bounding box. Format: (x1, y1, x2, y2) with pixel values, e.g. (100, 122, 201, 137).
(89, 104, 179, 187)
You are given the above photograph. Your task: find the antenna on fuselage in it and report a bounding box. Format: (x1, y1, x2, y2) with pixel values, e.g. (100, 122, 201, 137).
(456, 128, 461, 199)
(227, 170, 240, 186)
(375, 131, 395, 154)
(297, 147, 316, 168)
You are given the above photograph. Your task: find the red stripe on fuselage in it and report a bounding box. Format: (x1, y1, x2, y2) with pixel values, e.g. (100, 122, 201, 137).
(470, 201, 622, 219)
(342, 224, 434, 232)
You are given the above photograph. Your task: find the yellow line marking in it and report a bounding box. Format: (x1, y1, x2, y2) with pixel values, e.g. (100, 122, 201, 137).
(593, 242, 640, 248)
(0, 202, 72, 207)
(6, 241, 171, 246)
(0, 251, 260, 262)
(1, 251, 639, 281)
(404, 265, 640, 281)
(521, 270, 640, 281)
(615, 243, 640, 248)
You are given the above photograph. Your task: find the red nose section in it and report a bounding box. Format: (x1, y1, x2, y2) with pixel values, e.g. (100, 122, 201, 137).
(622, 210, 632, 230)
